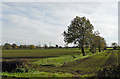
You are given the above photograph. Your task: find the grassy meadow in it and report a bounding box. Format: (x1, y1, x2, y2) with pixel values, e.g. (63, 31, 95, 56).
(1, 48, 120, 78)
(2, 48, 81, 59)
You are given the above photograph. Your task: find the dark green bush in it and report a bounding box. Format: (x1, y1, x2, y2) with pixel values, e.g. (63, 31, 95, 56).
(14, 68, 25, 73)
(97, 65, 120, 77)
(2, 59, 28, 72)
(13, 68, 34, 73)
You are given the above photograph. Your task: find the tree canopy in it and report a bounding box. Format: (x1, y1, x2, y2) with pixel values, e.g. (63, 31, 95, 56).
(63, 16, 94, 56)
(63, 16, 107, 56)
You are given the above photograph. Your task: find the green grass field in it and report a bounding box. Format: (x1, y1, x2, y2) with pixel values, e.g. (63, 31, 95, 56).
(2, 48, 120, 78)
(2, 48, 82, 59)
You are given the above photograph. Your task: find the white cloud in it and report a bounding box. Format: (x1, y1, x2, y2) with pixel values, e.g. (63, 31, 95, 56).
(89, 3, 118, 44)
(2, 2, 118, 46)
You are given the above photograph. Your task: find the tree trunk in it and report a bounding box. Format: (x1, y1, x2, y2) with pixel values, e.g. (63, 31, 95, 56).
(99, 45, 101, 52)
(91, 47, 94, 54)
(81, 47, 85, 56)
(94, 47, 96, 53)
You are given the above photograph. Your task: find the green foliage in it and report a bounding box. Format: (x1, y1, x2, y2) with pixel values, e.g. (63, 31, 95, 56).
(2, 43, 37, 50)
(63, 16, 94, 56)
(63, 16, 94, 44)
(14, 68, 26, 73)
(2, 70, 74, 77)
(3, 43, 12, 49)
(13, 68, 35, 73)
(12, 43, 17, 49)
(28, 45, 35, 49)
(89, 31, 106, 53)
(19, 45, 36, 49)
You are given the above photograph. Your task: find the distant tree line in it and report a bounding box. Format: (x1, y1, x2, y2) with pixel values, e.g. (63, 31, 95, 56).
(1, 42, 119, 50)
(2, 43, 36, 50)
(1, 43, 65, 50)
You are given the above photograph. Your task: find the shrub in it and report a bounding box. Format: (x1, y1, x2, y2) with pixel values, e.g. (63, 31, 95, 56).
(14, 68, 25, 73)
(97, 65, 120, 77)
(13, 68, 34, 73)
(2, 59, 28, 72)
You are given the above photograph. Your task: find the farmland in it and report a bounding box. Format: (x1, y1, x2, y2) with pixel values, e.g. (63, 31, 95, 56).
(2, 48, 81, 59)
(1, 48, 120, 78)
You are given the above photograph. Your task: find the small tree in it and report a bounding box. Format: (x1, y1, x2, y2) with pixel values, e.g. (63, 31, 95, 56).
(19, 45, 23, 49)
(111, 42, 117, 50)
(12, 43, 17, 49)
(89, 33, 99, 54)
(99, 37, 106, 51)
(3, 43, 12, 49)
(56, 45, 58, 48)
(90, 31, 106, 53)
(23, 45, 28, 49)
(29, 45, 35, 49)
(63, 16, 94, 56)
(44, 44, 48, 49)
(89, 30, 106, 53)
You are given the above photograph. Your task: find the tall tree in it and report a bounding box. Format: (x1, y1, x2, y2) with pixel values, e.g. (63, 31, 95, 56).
(44, 44, 48, 49)
(63, 16, 94, 56)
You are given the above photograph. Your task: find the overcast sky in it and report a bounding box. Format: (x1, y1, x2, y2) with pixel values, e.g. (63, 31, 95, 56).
(2, 2, 118, 46)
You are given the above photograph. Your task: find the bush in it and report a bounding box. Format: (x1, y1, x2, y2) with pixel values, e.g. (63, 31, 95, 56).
(97, 65, 120, 77)
(2, 59, 28, 72)
(13, 68, 34, 73)
(14, 68, 25, 73)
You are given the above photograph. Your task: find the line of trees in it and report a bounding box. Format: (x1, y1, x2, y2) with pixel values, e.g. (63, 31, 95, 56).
(2, 41, 118, 50)
(63, 16, 107, 56)
(1, 43, 64, 50)
(2, 43, 36, 50)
